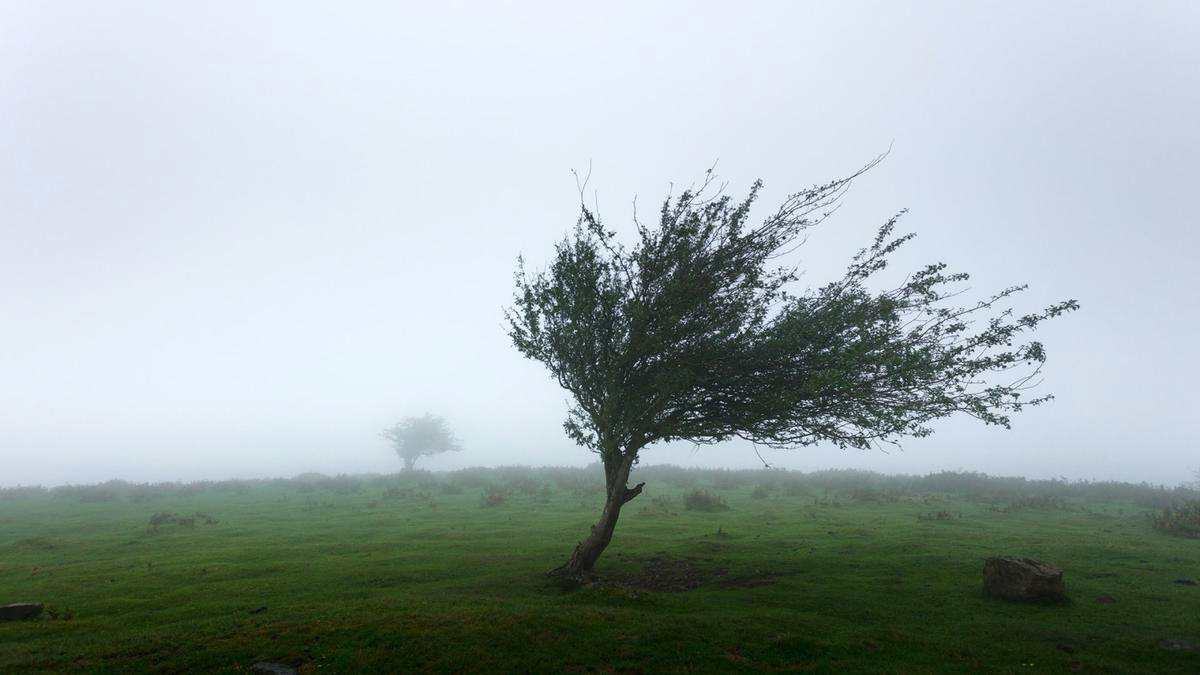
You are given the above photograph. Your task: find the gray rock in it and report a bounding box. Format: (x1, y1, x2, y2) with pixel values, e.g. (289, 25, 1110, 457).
(0, 603, 44, 620)
(983, 557, 1067, 601)
(251, 662, 298, 675)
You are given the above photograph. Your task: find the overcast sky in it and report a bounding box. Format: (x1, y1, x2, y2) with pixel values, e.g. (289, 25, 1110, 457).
(2, 1, 1197, 487)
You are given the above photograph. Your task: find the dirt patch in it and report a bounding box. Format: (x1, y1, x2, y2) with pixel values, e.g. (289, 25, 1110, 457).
(611, 555, 727, 592)
(1158, 639, 1199, 653)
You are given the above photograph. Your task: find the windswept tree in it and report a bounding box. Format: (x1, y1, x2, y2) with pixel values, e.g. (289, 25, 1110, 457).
(381, 414, 462, 471)
(507, 160, 1077, 584)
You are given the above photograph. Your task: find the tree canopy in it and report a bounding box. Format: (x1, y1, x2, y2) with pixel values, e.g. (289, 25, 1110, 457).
(381, 414, 462, 472)
(506, 160, 1077, 583)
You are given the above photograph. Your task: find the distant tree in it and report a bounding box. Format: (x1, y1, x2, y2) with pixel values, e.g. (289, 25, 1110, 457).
(507, 160, 1077, 584)
(381, 414, 462, 472)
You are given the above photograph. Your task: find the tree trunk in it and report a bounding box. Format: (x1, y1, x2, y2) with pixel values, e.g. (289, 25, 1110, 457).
(551, 453, 644, 586)
(403, 455, 416, 472)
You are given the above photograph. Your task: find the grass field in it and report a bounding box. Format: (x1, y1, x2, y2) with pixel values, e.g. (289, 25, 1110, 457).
(1, 467, 1198, 673)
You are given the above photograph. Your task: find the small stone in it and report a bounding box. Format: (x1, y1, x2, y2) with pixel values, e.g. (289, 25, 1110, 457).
(1158, 639, 1198, 652)
(249, 606, 268, 614)
(251, 663, 297, 675)
(1172, 578, 1197, 586)
(1096, 595, 1116, 604)
(983, 557, 1067, 601)
(0, 603, 44, 621)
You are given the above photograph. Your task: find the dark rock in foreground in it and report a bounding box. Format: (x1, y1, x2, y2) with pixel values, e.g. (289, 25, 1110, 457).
(0, 603, 44, 621)
(252, 662, 298, 675)
(983, 557, 1067, 601)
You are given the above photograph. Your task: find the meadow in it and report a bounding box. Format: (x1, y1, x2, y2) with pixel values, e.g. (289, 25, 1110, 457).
(1, 466, 1198, 673)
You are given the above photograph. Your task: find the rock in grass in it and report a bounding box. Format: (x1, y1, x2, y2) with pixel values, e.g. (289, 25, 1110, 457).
(0, 603, 44, 620)
(251, 663, 297, 675)
(983, 557, 1066, 601)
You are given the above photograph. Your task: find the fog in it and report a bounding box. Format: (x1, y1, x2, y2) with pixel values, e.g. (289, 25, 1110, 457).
(2, 2, 1197, 487)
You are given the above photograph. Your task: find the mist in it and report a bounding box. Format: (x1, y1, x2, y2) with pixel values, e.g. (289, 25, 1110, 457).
(3, 2, 1197, 488)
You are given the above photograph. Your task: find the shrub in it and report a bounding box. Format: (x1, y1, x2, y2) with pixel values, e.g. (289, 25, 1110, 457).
(684, 489, 729, 512)
(146, 511, 217, 534)
(751, 485, 771, 499)
(1148, 499, 1200, 538)
(480, 487, 507, 507)
(0, 486, 47, 501)
(917, 510, 959, 521)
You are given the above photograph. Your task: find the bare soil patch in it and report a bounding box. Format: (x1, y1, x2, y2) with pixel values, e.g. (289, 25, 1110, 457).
(602, 555, 782, 592)
(600, 555, 727, 592)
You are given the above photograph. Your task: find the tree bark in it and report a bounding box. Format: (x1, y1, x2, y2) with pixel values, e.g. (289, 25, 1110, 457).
(403, 455, 416, 472)
(550, 453, 644, 586)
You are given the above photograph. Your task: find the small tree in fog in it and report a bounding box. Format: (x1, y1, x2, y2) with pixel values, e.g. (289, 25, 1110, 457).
(507, 159, 1077, 584)
(381, 414, 462, 472)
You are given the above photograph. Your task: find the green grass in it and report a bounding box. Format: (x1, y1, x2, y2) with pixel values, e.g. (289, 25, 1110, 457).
(1, 473, 1198, 673)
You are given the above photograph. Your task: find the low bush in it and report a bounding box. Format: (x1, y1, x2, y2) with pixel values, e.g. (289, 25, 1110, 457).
(1148, 499, 1200, 538)
(0, 485, 47, 501)
(684, 489, 729, 512)
(146, 511, 218, 534)
(917, 510, 959, 521)
(480, 487, 507, 508)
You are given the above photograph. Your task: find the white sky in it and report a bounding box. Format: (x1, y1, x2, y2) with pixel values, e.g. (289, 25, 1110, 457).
(2, 1, 1198, 487)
